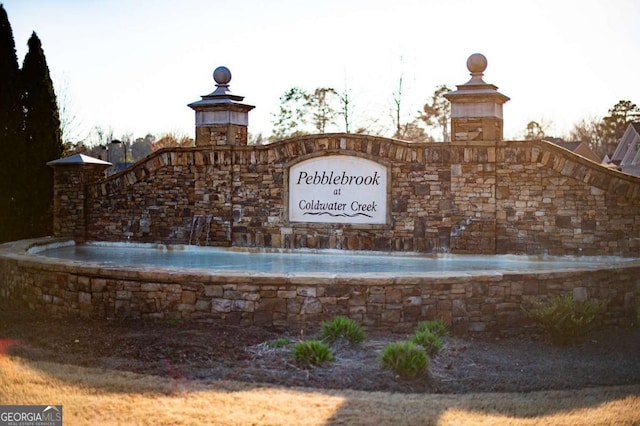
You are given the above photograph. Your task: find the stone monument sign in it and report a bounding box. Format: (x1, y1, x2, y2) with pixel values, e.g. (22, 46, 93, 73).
(288, 155, 388, 224)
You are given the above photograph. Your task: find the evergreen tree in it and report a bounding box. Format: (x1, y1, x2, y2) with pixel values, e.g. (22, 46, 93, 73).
(22, 32, 62, 237)
(601, 100, 640, 156)
(271, 87, 310, 140)
(0, 4, 26, 242)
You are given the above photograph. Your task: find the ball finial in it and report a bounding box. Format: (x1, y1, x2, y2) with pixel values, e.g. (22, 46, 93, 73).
(213, 66, 232, 85)
(466, 53, 487, 74)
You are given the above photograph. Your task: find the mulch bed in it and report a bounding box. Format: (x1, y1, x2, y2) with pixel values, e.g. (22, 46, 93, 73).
(1, 304, 638, 393)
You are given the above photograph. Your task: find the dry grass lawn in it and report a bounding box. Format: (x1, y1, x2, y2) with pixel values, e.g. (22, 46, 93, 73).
(1, 355, 638, 425)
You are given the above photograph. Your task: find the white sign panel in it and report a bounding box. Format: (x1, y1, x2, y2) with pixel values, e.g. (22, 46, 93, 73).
(289, 156, 387, 224)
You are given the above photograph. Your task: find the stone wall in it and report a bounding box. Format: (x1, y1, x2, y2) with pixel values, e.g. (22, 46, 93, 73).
(51, 163, 110, 241)
(32, 55, 640, 334)
(1, 239, 638, 336)
(54, 134, 640, 257)
(494, 141, 640, 255)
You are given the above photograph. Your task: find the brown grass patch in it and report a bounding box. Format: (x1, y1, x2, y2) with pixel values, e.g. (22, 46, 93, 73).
(1, 356, 638, 425)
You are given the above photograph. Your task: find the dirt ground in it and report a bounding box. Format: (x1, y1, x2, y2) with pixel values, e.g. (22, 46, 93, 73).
(1, 304, 638, 394)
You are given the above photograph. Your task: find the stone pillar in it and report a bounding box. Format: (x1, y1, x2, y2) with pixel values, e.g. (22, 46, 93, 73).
(444, 53, 510, 142)
(47, 154, 111, 241)
(188, 66, 255, 147)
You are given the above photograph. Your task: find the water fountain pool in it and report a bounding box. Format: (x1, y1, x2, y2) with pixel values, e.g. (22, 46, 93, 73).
(35, 241, 633, 275)
(0, 238, 636, 335)
(25, 56, 640, 334)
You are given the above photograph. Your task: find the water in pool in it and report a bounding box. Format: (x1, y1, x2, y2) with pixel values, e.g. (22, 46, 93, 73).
(37, 243, 622, 274)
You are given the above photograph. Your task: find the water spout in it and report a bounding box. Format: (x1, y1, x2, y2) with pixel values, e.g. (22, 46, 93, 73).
(501, 221, 547, 255)
(443, 216, 475, 253)
(451, 217, 474, 238)
(189, 214, 213, 245)
(213, 216, 231, 242)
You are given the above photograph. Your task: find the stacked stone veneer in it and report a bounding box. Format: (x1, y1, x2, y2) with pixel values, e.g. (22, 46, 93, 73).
(62, 134, 640, 257)
(50, 163, 111, 240)
(3, 133, 639, 334)
(1, 239, 638, 335)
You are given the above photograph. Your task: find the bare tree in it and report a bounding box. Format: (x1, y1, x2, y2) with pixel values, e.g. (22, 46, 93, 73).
(353, 118, 386, 136)
(89, 125, 114, 147)
(418, 85, 451, 142)
(569, 100, 639, 158)
(339, 86, 352, 133)
(249, 132, 266, 145)
(569, 117, 606, 157)
(397, 120, 433, 142)
(152, 131, 194, 149)
(391, 70, 404, 138)
(308, 87, 339, 133)
(54, 74, 82, 144)
(524, 120, 546, 140)
(131, 133, 156, 160)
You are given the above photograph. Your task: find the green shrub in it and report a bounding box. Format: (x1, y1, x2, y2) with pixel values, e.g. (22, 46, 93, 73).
(320, 316, 366, 345)
(265, 338, 291, 349)
(414, 320, 449, 338)
(379, 341, 428, 379)
(524, 295, 606, 345)
(292, 340, 335, 366)
(410, 330, 443, 356)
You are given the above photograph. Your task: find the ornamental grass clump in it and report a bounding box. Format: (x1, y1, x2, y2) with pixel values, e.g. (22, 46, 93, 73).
(292, 340, 335, 366)
(265, 338, 291, 349)
(524, 294, 606, 345)
(414, 320, 449, 338)
(320, 316, 366, 345)
(410, 329, 443, 357)
(379, 341, 428, 379)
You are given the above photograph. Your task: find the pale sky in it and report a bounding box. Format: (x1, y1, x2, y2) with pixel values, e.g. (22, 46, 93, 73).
(3, 0, 639, 143)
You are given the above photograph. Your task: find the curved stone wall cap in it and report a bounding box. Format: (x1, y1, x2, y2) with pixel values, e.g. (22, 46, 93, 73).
(47, 153, 112, 167)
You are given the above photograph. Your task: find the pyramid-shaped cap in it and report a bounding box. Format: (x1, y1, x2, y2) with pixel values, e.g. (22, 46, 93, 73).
(47, 153, 112, 167)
